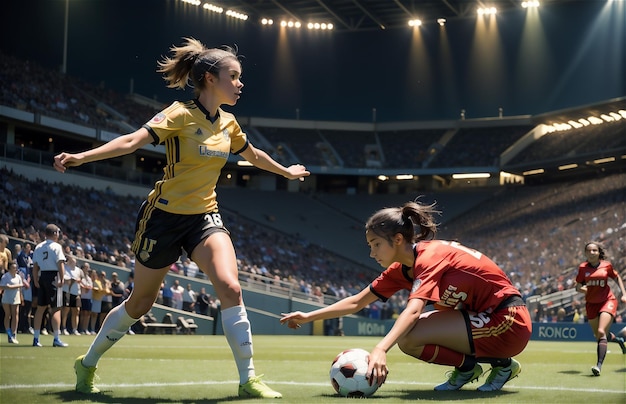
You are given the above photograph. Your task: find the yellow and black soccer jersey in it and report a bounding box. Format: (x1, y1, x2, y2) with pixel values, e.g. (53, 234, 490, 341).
(142, 99, 248, 214)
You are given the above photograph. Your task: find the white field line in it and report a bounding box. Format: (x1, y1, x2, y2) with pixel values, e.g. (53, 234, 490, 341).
(1, 379, 624, 394)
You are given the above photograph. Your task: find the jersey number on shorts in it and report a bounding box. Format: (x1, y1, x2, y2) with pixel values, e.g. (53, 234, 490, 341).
(469, 312, 492, 328)
(204, 213, 223, 227)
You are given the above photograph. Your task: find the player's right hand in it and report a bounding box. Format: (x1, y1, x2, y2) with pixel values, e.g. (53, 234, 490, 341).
(54, 152, 82, 172)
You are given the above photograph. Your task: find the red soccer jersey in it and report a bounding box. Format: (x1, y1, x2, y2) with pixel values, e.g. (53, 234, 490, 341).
(370, 240, 520, 313)
(575, 261, 618, 304)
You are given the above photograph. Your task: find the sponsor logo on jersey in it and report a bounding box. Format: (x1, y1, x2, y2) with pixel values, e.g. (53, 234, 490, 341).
(222, 128, 230, 140)
(195, 128, 203, 136)
(198, 146, 229, 159)
(150, 112, 166, 124)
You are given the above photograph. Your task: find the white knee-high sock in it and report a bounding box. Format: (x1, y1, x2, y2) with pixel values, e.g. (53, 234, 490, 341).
(83, 302, 138, 367)
(221, 305, 255, 384)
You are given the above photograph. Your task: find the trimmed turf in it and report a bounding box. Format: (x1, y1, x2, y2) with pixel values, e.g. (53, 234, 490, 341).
(1, 334, 625, 403)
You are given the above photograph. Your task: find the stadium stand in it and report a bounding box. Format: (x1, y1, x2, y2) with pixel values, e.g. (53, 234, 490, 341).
(1, 52, 624, 323)
(376, 128, 444, 169)
(428, 125, 533, 168)
(507, 118, 626, 165)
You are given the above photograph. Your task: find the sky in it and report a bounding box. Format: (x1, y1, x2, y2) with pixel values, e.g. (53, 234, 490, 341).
(2, 0, 624, 122)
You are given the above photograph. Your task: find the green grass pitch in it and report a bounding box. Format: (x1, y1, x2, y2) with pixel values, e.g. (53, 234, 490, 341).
(1, 334, 624, 403)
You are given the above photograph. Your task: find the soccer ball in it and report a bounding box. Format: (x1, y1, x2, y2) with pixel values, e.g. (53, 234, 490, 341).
(329, 348, 379, 398)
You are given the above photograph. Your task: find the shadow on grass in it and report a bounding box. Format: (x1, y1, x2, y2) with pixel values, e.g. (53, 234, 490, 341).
(49, 391, 238, 403)
(394, 389, 516, 401)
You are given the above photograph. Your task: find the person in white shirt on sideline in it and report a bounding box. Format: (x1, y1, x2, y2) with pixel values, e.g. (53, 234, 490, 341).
(32, 224, 68, 347)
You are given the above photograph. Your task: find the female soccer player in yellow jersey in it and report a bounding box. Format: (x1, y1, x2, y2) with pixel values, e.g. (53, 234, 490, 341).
(54, 37, 309, 398)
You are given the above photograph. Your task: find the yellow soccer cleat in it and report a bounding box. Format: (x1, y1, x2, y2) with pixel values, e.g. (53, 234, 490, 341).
(238, 375, 282, 399)
(74, 355, 100, 394)
(434, 364, 483, 391)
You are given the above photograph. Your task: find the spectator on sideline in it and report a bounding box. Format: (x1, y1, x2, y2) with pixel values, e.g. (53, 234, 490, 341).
(79, 265, 94, 334)
(170, 279, 184, 311)
(161, 280, 173, 307)
(89, 270, 104, 334)
(0, 234, 12, 272)
(183, 283, 196, 312)
(1, 262, 24, 343)
(195, 287, 210, 316)
(32, 224, 68, 347)
(109, 272, 125, 308)
(61, 255, 82, 336)
(98, 271, 113, 326)
(575, 241, 626, 376)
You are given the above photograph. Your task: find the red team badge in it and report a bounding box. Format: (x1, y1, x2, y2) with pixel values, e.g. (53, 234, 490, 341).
(150, 113, 166, 124)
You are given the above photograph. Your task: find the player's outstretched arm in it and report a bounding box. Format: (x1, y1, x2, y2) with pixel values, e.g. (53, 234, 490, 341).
(280, 288, 378, 329)
(239, 144, 309, 181)
(54, 128, 153, 172)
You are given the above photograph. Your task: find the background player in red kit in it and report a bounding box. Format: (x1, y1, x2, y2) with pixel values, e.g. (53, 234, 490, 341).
(281, 201, 532, 392)
(575, 241, 626, 376)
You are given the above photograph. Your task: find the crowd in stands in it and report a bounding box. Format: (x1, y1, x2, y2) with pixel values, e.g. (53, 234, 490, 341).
(439, 172, 626, 321)
(4, 51, 624, 176)
(429, 126, 532, 168)
(376, 129, 443, 169)
(2, 165, 625, 327)
(1, 52, 625, 328)
(0, 167, 391, 318)
(0, 51, 160, 134)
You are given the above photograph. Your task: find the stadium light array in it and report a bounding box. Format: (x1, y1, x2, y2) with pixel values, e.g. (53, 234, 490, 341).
(281, 20, 302, 28)
(477, 7, 498, 15)
(226, 10, 248, 20)
(408, 19, 422, 27)
(178, 1, 249, 21)
(437, 18, 446, 26)
(522, 1, 540, 8)
(452, 173, 491, 179)
(261, 18, 273, 25)
(592, 157, 616, 164)
(545, 108, 625, 133)
(202, 3, 222, 13)
(307, 22, 334, 30)
(523, 168, 545, 176)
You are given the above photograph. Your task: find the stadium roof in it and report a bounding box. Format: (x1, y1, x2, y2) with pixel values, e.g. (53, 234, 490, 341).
(231, 0, 573, 32)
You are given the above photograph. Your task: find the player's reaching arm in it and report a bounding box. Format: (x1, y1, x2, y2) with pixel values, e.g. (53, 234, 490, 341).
(54, 128, 153, 172)
(366, 297, 426, 386)
(280, 287, 378, 328)
(239, 143, 309, 181)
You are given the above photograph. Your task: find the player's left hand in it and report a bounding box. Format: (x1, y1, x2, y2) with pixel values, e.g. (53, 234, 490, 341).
(279, 311, 307, 329)
(366, 347, 389, 387)
(284, 164, 310, 181)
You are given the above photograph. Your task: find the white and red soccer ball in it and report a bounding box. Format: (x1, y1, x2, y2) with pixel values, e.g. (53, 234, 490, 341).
(329, 348, 380, 398)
